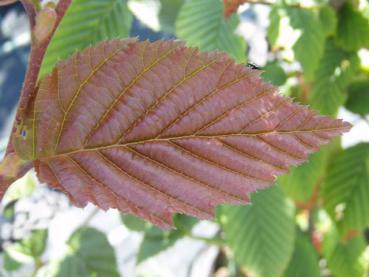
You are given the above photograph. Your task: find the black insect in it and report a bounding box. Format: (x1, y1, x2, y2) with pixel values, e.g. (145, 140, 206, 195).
(246, 62, 262, 70)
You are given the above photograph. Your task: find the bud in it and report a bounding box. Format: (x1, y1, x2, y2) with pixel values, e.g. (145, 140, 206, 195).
(33, 6, 57, 44)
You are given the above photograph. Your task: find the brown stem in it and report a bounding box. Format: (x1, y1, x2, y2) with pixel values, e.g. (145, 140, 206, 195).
(20, 0, 37, 27)
(5, 0, 72, 155)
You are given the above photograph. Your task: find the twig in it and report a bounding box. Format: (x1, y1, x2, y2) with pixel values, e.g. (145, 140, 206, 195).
(361, 115, 369, 126)
(80, 206, 100, 227)
(186, 233, 225, 247)
(246, 0, 274, 6)
(5, 0, 72, 155)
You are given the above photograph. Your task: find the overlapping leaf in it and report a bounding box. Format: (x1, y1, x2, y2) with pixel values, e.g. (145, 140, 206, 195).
(309, 41, 359, 115)
(40, 0, 132, 77)
(176, 0, 246, 63)
(267, 6, 327, 80)
(159, 0, 184, 34)
(278, 144, 330, 202)
(5, 39, 350, 228)
(322, 226, 366, 277)
(284, 232, 321, 277)
(220, 186, 295, 277)
(322, 143, 369, 234)
(42, 227, 119, 277)
(345, 79, 369, 116)
(336, 3, 369, 51)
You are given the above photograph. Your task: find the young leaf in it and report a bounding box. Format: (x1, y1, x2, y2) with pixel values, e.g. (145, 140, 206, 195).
(39, 0, 132, 77)
(3, 252, 22, 272)
(176, 0, 246, 63)
(220, 186, 296, 277)
(6, 229, 48, 263)
(4, 39, 350, 228)
(322, 143, 369, 235)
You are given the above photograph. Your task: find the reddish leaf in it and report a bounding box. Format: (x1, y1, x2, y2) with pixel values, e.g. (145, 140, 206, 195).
(223, 0, 246, 17)
(4, 39, 350, 227)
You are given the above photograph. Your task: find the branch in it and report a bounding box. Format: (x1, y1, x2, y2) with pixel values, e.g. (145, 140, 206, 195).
(6, 0, 72, 155)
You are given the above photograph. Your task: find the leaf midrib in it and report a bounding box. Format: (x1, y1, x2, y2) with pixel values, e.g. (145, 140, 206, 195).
(44, 126, 346, 159)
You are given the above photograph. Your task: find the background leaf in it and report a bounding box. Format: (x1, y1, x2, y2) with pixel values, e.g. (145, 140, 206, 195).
(137, 215, 197, 263)
(176, 0, 246, 63)
(40, 0, 132, 77)
(3, 252, 22, 272)
(53, 227, 119, 277)
(336, 3, 369, 51)
(158, 0, 184, 34)
(345, 79, 369, 116)
(309, 41, 359, 115)
(261, 62, 287, 86)
(288, 7, 326, 80)
(268, 6, 328, 80)
(6, 229, 48, 264)
(322, 226, 366, 277)
(278, 144, 330, 203)
(284, 231, 321, 277)
(220, 186, 296, 277)
(322, 143, 369, 235)
(318, 5, 337, 37)
(121, 213, 151, 232)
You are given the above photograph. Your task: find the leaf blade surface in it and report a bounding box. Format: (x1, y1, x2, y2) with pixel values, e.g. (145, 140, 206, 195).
(11, 39, 350, 227)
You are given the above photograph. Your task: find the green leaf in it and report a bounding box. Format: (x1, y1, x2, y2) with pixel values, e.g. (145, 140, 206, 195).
(176, 0, 246, 63)
(278, 145, 329, 202)
(54, 227, 119, 277)
(121, 214, 151, 232)
(284, 231, 321, 277)
(3, 172, 36, 203)
(137, 215, 197, 264)
(336, 4, 369, 51)
(3, 252, 22, 272)
(159, 0, 184, 34)
(267, 6, 281, 46)
(322, 143, 369, 235)
(309, 41, 359, 115)
(322, 227, 366, 277)
(288, 7, 326, 80)
(345, 79, 369, 116)
(220, 186, 295, 277)
(6, 229, 48, 263)
(318, 5, 337, 37)
(268, 6, 326, 80)
(261, 62, 287, 86)
(40, 0, 132, 77)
